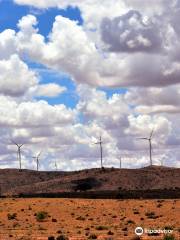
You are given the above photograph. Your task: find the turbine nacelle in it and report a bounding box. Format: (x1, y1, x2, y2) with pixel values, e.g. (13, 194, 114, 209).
(11, 140, 24, 170)
(137, 129, 154, 166)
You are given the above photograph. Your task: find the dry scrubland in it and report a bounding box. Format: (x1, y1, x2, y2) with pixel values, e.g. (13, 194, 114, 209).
(0, 198, 179, 240)
(0, 167, 180, 196)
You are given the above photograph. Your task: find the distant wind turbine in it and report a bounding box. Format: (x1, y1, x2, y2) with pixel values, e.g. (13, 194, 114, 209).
(55, 161, 58, 171)
(119, 157, 122, 169)
(137, 129, 154, 166)
(160, 159, 164, 166)
(32, 151, 42, 171)
(12, 140, 24, 171)
(94, 136, 103, 168)
(160, 157, 165, 166)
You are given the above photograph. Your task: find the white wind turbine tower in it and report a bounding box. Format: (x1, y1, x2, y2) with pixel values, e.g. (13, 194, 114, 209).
(160, 156, 166, 167)
(94, 136, 103, 168)
(32, 151, 42, 171)
(138, 129, 154, 166)
(119, 157, 122, 169)
(55, 161, 58, 171)
(12, 140, 24, 171)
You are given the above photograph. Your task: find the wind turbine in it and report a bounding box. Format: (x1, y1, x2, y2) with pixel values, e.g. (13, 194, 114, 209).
(94, 136, 103, 168)
(12, 140, 24, 171)
(160, 156, 165, 167)
(138, 129, 154, 166)
(119, 157, 122, 169)
(55, 161, 58, 171)
(32, 151, 41, 171)
(160, 159, 164, 166)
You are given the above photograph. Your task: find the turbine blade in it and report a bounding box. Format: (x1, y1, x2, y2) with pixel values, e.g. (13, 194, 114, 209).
(11, 140, 18, 146)
(37, 151, 42, 157)
(150, 129, 154, 138)
(137, 137, 148, 140)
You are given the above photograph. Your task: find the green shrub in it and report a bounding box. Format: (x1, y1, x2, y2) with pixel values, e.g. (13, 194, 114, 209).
(36, 211, 48, 222)
(163, 234, 175, 240)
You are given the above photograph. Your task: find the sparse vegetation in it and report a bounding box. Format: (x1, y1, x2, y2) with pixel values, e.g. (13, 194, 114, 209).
(163, 235, 175, 240)
(28, 205, 32, 210)
(76, 216, 85, 221)
(0, 198, 179, 239)
(52, 218, 57, 222)
(127, 220, 135, 224)
(122, 227, 128, 231)
(145, 211, 158, 219)
(88, 234, 97, 239)
(107, 230, 114, 235)
(36, 211, 48, 222)
(56, 235, 68, 240)
(95, 225, 108, 230)
(7, 213, 17, 220)
(13, 222, 20, 228)
(48, 237, 55, 240)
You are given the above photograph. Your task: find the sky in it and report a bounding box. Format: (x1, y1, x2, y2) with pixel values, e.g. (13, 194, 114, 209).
(0, 0, 180, 171)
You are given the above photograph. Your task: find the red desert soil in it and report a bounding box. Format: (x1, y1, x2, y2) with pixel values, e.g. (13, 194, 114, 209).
(0, 198, 179, 240)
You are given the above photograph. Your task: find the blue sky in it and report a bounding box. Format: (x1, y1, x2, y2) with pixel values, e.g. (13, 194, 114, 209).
(0, 0, 83, 34)
(35, 67, 79, 108)
(0, 0, 82, 107)
(0, 0, 126, 108)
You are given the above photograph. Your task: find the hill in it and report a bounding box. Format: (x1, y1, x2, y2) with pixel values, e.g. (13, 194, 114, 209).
(0, 166, 180, 198)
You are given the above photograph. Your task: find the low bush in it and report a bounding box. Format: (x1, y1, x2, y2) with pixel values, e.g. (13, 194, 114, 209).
(127, 220, 135, 224)
(95, 225, 108, 230)
(7, 213, 17, 220)
(48, 237, 55, 240)
(36, 211, 48, 222)
(107, 230, 114, 235)
(56, 235, 68, 240)
(88, 234, 97, 239)
(145, 211, 158, 219)
(163, 234, 175, 240)
(76, 216, 85, 221)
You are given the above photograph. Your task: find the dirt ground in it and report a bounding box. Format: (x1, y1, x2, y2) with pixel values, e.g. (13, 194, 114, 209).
(0, 198, 179, 240)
